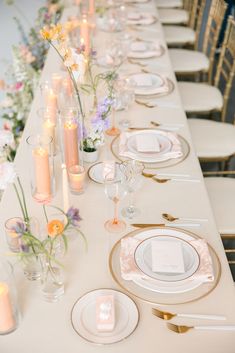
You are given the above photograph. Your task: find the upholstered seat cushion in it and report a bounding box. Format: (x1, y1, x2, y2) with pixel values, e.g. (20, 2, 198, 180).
(156, 0, 183, 8)
(159, 9, 189, 24)
(169, 49, 209, 73)
(163, 25, 195, 45)
(188, 119, 235, 159)
(178, 82, 223, 113)
(205, 177, 235, 235)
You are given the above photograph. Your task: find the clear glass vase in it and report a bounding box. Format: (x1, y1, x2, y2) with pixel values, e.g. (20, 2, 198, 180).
(41, 258, 65, 303)
(0, 259, 20, 335)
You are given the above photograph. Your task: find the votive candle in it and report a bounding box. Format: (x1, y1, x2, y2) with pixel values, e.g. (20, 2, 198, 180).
(68, 165, 85, 194)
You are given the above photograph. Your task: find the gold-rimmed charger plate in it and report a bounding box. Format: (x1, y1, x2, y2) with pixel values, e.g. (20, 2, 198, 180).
(111, 133, 190, 169)
(109, 227, 221, 305)
(135, 78, 174, 98)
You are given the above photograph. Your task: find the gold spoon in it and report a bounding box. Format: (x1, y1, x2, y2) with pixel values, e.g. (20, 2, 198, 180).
(167, 323, 235, 334)
(162, 213, 208, 223)
(152, 308, 226, 321)
(135, 100, 156, 108)
(142, 172, 169, 182)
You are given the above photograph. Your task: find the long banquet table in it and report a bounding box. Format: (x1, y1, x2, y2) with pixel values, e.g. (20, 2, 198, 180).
(1, 1, 235, 352)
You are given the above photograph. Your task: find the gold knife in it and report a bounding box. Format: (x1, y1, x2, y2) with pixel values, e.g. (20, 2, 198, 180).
(132, 223, 165, 228)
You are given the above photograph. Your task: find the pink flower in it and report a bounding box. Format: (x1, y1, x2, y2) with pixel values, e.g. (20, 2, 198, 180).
(14, 82, 23, 91)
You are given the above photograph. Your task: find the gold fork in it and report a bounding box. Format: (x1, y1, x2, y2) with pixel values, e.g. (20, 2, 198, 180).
(128, 58, 147, 67)
(152, 308, 226, 321)
(167, 323, 235, 333)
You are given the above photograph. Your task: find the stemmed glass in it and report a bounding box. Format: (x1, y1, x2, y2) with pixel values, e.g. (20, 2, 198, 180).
(120, 160, 144, 219)
(115, 77, 136, 128)
(104, 172, 127, 233)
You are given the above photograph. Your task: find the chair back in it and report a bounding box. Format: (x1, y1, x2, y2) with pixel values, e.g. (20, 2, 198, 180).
(215, 17, 235, 122)
(186, 0, 203, 30)
(199, 0, 227, 83)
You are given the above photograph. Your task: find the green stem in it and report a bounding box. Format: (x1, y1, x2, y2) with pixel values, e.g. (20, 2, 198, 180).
(13, 183, 26, 220)
(17, 177, 29, 221)
(43, 204, 49, 223)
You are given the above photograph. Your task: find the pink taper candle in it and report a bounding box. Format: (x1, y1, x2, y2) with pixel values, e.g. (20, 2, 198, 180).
(80, 17, 90, 56)
(63, 121, 79, 169)
(33, 147, 51, 201)
(0, 282, 15, 333)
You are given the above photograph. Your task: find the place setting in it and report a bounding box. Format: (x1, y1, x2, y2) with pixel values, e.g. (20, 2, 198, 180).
(127, 39, 165, 60)
(109, 226, 221, 305)
(127, 11, 157, 26)
(111, 127, 190, 169)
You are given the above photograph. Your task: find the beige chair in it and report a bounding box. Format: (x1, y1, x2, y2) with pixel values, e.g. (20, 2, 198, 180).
(184, 18, 235, 164)
(169, 0, 227, 78)
(163, 0, 201, 46)
(156, 0, 183, 8)
(204, 174, 235, 236)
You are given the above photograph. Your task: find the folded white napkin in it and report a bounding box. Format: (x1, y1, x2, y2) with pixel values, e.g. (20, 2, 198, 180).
(120, 237, 214, 283)
(136, 133, 160, 152)
(128, 41, 162, 59)
(119, 130, 183, 162)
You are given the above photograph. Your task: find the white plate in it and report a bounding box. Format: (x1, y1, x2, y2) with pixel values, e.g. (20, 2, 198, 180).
(131, 228, 204, 294)
(127, 130, 172, 160)
(88, 162, 122, 184)
(135, 235, 200, 282)
(71, 289, 139, 345)
(96, 55, 122, 68)
(130, 73, 168, 96)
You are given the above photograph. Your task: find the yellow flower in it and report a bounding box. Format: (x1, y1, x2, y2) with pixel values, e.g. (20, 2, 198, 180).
(71, 63, 79, 71)
(47, 220, 64, 237)
(40, 27, 52, 40)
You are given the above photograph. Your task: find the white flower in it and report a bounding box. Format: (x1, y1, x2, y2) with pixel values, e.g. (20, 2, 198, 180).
(0, 162, 16, 190)
(0, 97, 13, 108)
(0, 130, 14, 148)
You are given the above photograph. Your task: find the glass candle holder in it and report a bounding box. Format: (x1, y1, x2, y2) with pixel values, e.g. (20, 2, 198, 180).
(68, 165, 86, 194)
(59, 107, 80, 169)
(5, 217, 24, 253)
(37, 107, 58, 156)
(0, 259, 20, 335)
(26, 135, 55, 204)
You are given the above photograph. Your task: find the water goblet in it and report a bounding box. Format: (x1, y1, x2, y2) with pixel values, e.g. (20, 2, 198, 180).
(104, 172, 127, 233)
(120, 160, 144, 219)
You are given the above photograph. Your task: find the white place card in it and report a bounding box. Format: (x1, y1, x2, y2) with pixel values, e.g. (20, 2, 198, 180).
(131, 42, 147, 52)
(103, 161, 115, 181)
(136, 134, 160, 152)
(151, 240, 185, 273)
(133, 74, 153, 87)
(128, 12, 141, 20)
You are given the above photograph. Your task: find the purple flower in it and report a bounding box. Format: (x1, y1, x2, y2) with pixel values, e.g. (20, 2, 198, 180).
(11, 221, 26, 236)
(20, 243, 29, 253)
(66, 207, 82, 226)
(91, 97, 113, 132)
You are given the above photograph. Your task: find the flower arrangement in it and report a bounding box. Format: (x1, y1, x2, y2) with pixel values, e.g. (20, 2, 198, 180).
(0, 0, 63, 162)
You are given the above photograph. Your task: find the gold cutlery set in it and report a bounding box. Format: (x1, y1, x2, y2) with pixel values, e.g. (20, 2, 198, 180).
(152, 308, 235, 333)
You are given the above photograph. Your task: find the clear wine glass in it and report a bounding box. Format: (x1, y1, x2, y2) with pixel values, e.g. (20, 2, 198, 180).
(120, 160, 144, 219)
(104, 172, 127, 233)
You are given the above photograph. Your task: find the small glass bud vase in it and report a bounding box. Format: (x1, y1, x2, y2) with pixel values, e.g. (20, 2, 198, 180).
(26, 135, 55, 204)
(59, 107, 80, 169)
(0, 259, 20, 335)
